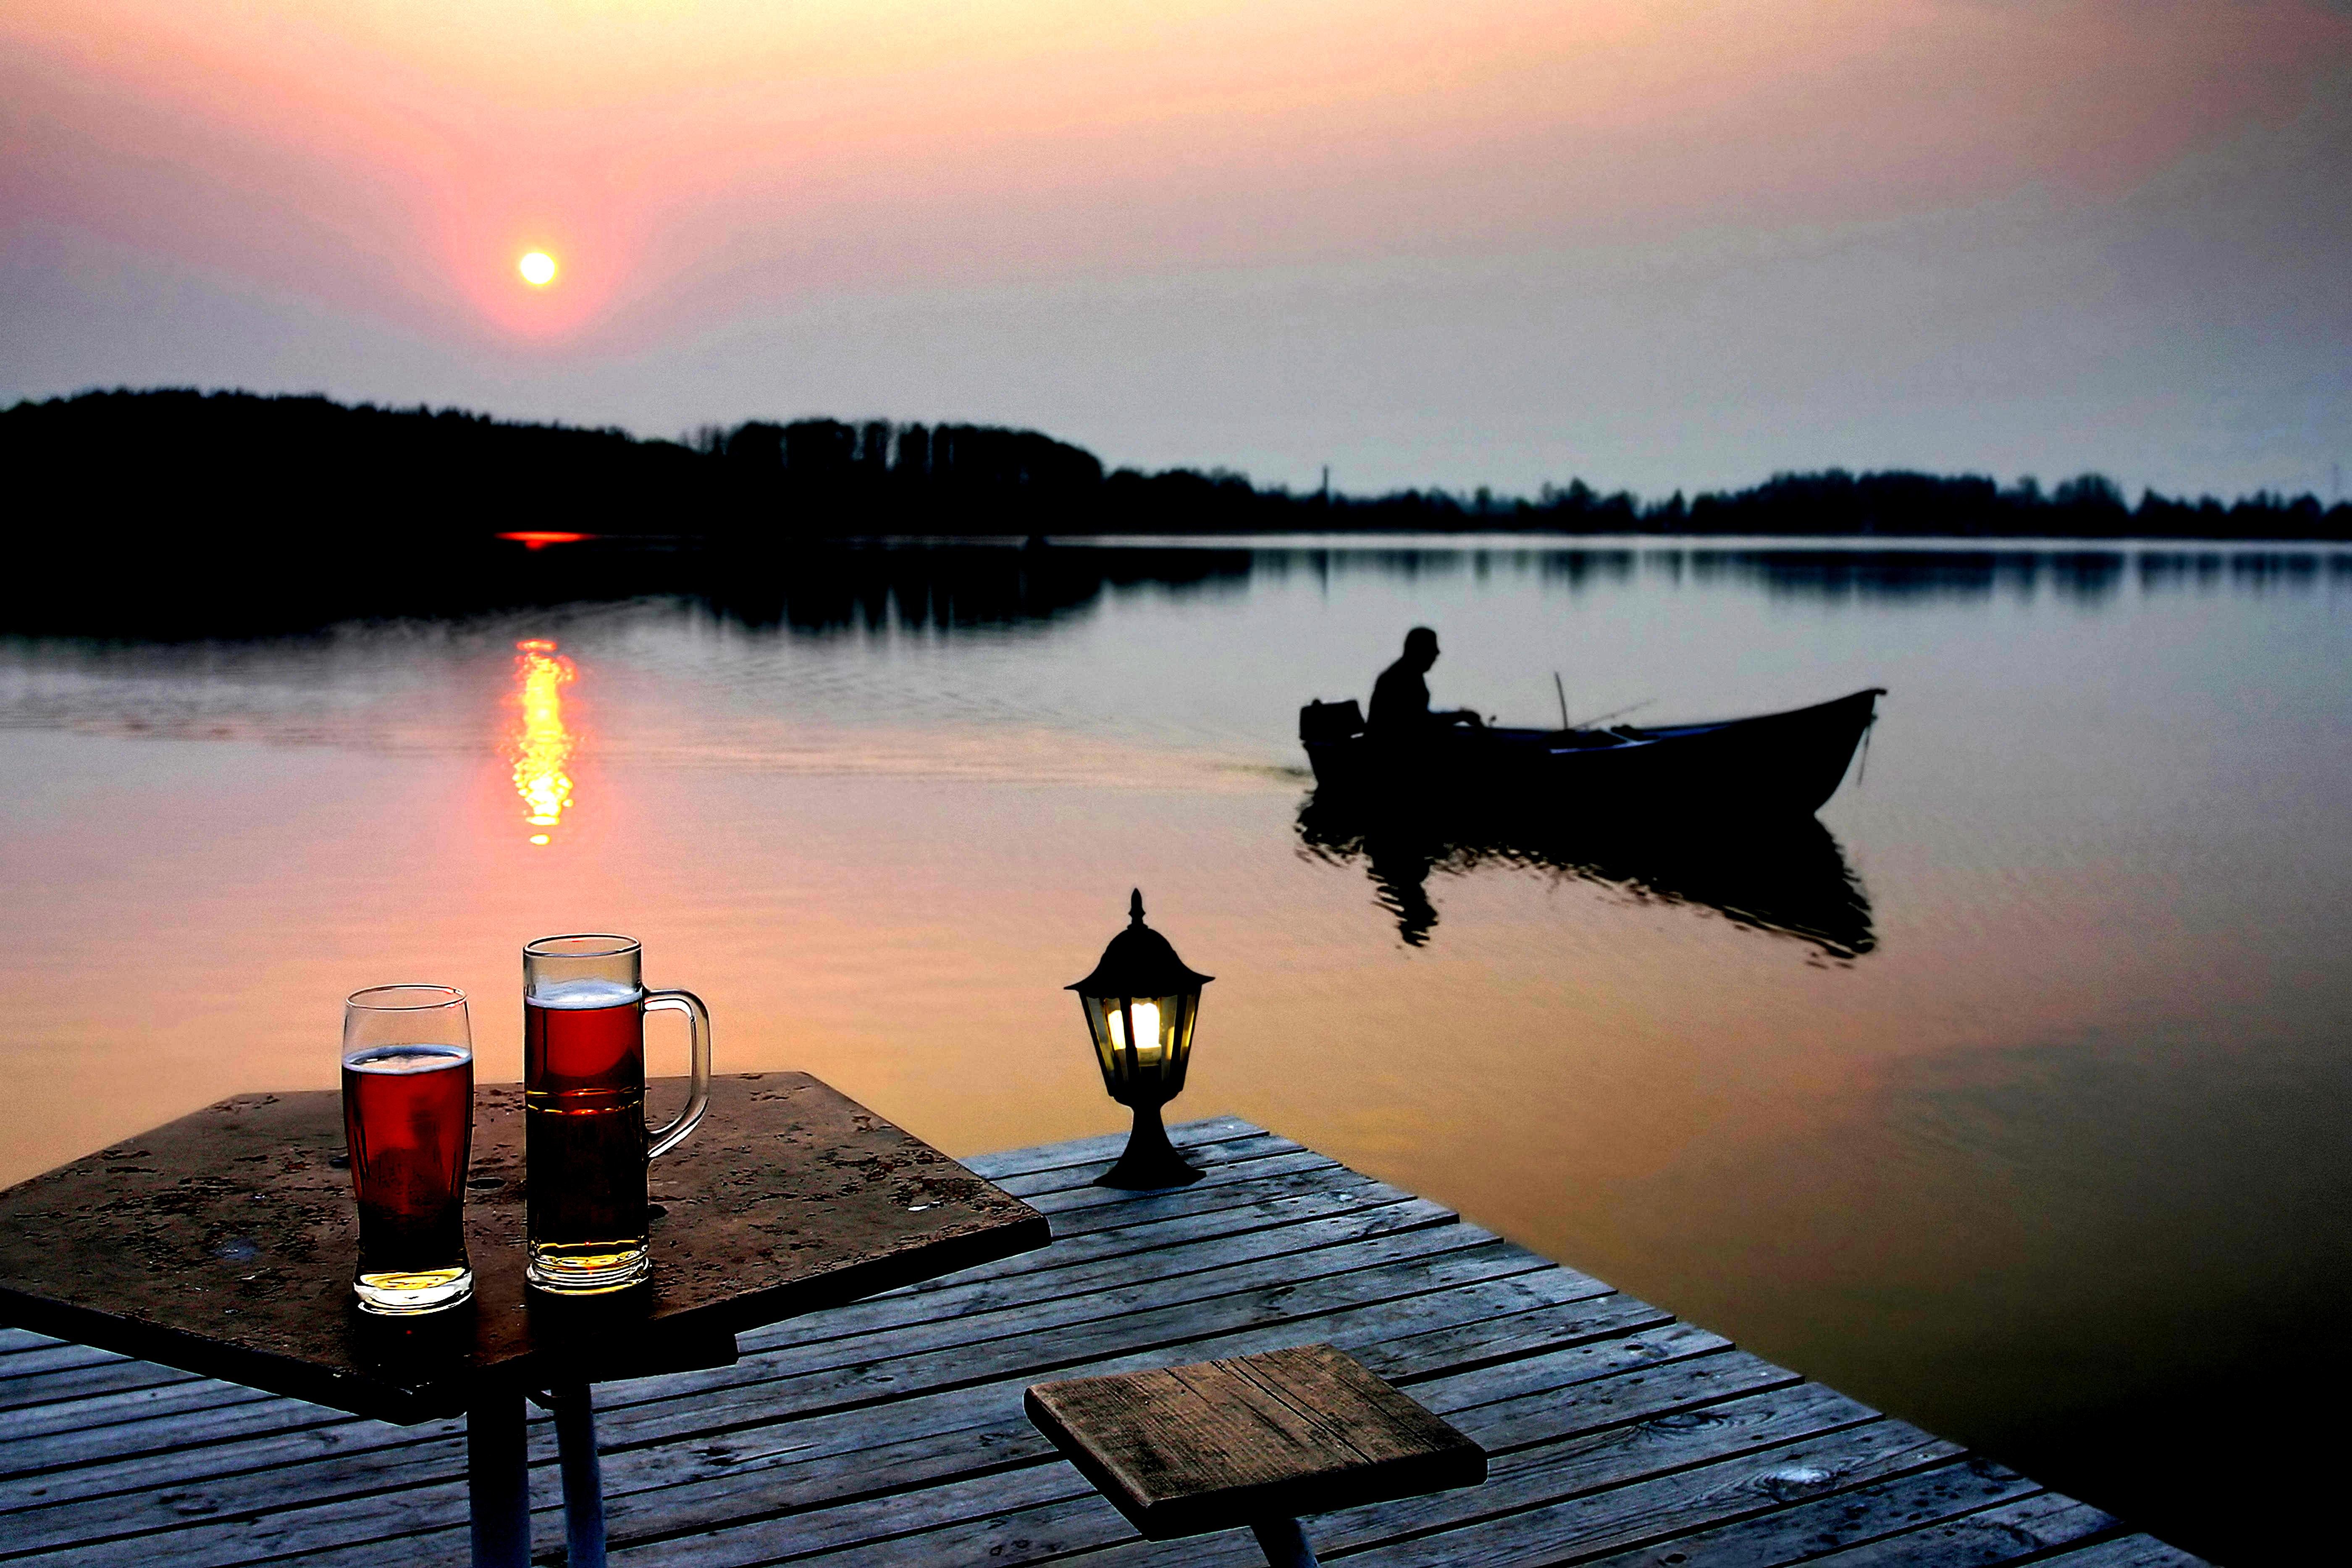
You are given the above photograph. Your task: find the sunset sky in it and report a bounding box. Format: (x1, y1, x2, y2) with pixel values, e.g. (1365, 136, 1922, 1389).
(5, 0, 2349, 497)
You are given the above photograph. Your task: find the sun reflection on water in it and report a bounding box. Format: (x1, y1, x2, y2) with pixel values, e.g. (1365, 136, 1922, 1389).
(511, 639, 578, 843)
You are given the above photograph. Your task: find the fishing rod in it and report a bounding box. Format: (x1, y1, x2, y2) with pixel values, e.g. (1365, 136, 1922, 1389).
(1548, 673, 1654, 733)
(1565, 697, 1656, 731)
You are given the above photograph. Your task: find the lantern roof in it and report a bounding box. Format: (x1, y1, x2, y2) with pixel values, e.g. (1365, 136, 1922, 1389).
(1066, 889, 1214, 997)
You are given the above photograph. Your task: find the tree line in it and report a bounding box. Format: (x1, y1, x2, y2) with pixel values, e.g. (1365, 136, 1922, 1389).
(7, 388, 2346, 542)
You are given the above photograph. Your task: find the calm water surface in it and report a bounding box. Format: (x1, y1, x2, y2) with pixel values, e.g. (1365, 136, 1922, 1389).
(3, 538, 2347, 1561)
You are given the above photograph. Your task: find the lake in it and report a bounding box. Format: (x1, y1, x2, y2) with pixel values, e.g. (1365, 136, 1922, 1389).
(3, 536, 2347, 1562)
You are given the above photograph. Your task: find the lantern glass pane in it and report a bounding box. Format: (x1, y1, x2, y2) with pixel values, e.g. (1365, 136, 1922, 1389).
(1078, 989, 1200, 1104)
(1079, 994, 1121, 1086)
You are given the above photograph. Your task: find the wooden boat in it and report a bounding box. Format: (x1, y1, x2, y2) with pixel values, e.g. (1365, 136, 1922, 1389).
(1298, 687, 1885, 819)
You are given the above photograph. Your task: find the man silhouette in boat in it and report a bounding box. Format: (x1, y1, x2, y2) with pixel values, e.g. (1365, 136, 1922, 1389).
(1369, 627, 1484, 735)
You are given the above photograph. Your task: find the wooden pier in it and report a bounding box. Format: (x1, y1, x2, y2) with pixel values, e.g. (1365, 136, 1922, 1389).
(0, 1119, 2205, 1567)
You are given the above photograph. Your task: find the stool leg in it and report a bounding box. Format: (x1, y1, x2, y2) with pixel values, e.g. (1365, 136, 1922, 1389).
(466, 1392, 531, 1568)
(1251, 1518, 1323, 1568)
(551, 1383, 607, 1568)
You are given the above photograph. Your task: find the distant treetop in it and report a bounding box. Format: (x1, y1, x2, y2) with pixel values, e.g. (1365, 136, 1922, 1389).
(5, 387, 2344, 542)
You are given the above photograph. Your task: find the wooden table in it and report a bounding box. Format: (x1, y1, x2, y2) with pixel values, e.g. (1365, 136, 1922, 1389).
(0, 1072, 1049, 1567)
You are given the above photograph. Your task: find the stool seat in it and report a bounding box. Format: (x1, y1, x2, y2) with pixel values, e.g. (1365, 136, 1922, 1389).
(1024, 1343, 1486, 1542)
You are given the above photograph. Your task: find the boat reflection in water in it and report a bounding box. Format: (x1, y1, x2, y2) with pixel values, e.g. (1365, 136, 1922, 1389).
(1294, 792, 1877, 959)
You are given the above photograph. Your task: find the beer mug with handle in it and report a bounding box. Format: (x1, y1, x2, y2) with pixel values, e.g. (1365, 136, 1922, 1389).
(522, 935, 712, 1293)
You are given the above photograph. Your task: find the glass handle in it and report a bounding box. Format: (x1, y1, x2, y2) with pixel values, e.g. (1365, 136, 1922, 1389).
(643, 988, 712, 1161)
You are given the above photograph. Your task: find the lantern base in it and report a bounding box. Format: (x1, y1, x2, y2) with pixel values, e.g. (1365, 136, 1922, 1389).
(1095, 1103, 1203, 1190)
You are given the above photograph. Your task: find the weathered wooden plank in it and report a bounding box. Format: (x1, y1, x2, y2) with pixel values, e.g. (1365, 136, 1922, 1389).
(1354, 1298, 1684, 1382)
(585, 1412, 1054, 1558)
(3, 1436, 566, 1568)
(85, 1429, 1057, 1568)
(688, 1117, 1268, 1327)
(1438, 1350, 1801, 1456)
(1336, 1419, 1965, 1568)
(609, 1447, 1101, 1568)
(1362, 1290, 1671, 1384)
(1568, 1457, 2041, 1568)
(0, 1331, 58, 1356)
(732, 1222, 1512, 1387)
(1025, 1148, 1348, 1223)
(1304, 1382, 1877, 1553)
(585, 1244, 1572, 1455)
(735, 1198, 1457, 1359)
(1042, 1165, 1391, 1240)
(0, 1343, 130, 1379)
(992, 1510, 1266, 1568)
(357, 1288, 1656, 1568)
(0, 1392, 367, 1486)
(0, 1416, 472, 1550)
(558, 1306, 1681, 1559)
(960, 1118, 1268, 1183)
(675, 1356, 1850, 1568)
(1411, 1323, 1739, 1418)
(987, 1132, 1303, 1199)
(1794, 1489, 2120, 1568)
(0, 1379, 282, 1453)
(0, 1424, 477, 1555)
(601, 1321, 1757, 1555)
(0, 1359, 199, 1413)
(2035, 1534, 2209, 1568)
(1028, 1458, 2078, 1568)
(887, 1177, 1426, 1295)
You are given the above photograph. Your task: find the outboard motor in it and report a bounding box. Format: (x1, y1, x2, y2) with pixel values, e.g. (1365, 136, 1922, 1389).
(1299, 699, 1365, 743)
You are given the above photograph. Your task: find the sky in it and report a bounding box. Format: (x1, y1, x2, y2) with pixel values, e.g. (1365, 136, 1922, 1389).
(5, 0, 2349, 499)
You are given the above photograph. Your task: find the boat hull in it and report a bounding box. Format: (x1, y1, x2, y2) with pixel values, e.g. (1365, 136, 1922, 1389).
(1301, 687, 1885, 821)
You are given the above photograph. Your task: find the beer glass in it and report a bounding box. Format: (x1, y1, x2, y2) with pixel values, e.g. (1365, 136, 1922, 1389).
(522, 935, 712, 1293)
(341, 985, 475, 1315)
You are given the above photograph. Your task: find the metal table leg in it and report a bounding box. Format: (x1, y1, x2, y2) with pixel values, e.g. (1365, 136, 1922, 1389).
(467, 1391, 531, 1568)
(551, 1382, 607, 1568)
(1251, 1518, 1323, 1568)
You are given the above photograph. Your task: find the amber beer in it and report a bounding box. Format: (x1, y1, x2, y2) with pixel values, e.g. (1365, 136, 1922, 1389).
(522, 936, 712, 1293)
(525, 982, 651, 1284)
(341, 986, 475, 1315)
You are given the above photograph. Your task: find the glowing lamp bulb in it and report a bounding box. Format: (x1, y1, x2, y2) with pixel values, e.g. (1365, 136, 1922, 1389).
(519, 251, 557, 287)
(1107, 999, 1163, 1062)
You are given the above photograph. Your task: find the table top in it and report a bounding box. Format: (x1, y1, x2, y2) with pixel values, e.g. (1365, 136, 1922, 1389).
(0, 1073, 1048, 1423)
(1024, 1343, 1486, 1538)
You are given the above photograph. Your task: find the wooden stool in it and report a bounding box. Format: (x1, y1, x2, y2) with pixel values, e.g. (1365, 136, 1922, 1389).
(1025, 1343, 1486, 1568)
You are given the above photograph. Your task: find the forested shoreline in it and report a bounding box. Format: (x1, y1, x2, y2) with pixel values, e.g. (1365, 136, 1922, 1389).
(10, 388, 2347, 542)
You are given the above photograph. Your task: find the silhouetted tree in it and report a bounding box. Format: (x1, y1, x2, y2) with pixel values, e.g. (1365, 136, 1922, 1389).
(6, 390, 2347, 578)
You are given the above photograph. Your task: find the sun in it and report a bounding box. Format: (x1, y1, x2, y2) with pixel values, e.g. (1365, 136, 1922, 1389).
(518, 251, 557, 287)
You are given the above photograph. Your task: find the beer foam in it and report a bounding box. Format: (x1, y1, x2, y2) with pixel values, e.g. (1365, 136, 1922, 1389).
(528, 978, 644, 1010)
(344, 1042, 472, 1073)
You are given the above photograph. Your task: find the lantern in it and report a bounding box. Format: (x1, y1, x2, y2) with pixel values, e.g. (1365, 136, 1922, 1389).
(1068, 889, 1214, 1189)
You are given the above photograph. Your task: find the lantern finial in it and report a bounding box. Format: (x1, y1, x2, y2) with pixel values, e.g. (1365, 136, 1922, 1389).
(1129, 888, 1145, 925)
